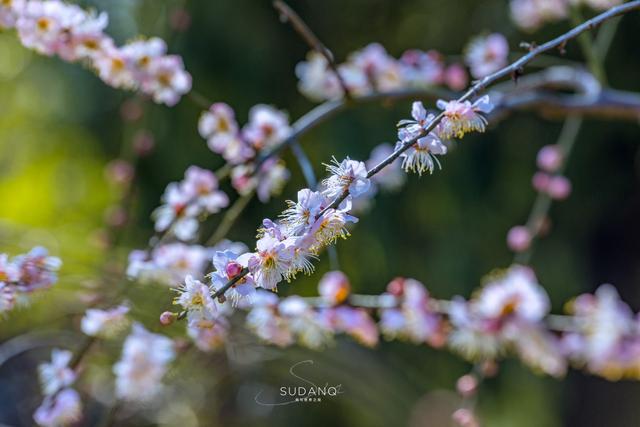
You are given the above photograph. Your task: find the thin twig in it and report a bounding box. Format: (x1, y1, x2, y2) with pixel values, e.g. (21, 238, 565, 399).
(273, 0, 352, 99)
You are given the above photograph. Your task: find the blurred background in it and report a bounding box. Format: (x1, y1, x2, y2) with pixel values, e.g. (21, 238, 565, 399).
(1, 0, 640, 425)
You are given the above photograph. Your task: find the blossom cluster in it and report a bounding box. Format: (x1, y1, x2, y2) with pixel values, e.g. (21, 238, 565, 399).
(396, 98, 493, 175)
(0, 247, 61, 314)
(168, 261, 640, 383)
(510, 0, 624, 32)
(152, 166, 229, 241)
(34, 350, 82, 427)
(198, 103, 291, 202)
(295, 43, 469, 102)
(0, 0, 191, 105)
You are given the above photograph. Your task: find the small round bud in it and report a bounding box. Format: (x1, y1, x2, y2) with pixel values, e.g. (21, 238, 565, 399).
(160, 311, 176, 326)
(547, 175, 572, 200)
(386, 277, 405, 297)
(507, 226, 531, 253)
(225, 261, 243, 279)
(133, 130, 155, 157)
(537, 145, 564, 172)
(531, 171, 550, 193)
(456, 374, 478, 397)
(105, 159, 134, 185)
(452, 408, 479, 427)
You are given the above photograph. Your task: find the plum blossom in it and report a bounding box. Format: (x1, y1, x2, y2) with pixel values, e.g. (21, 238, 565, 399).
(280, 189, 326, 235)
(320, 305, 379, 347)
(510, 0, 568, 31)
(380, 278, 444, 346)
(113, 323, 175, 402)
(396, 102, 448, 175)
(38, 349, 76, 396)
(242, 104, 292, 151)
(239, 234, 293, 290)
(475, 265, 550, 323)
(153, 166, 228, 241)
(187, 315, 230, 352)
(436, 95, 494, 139)
(198, 103, 241, 154)
(34, 388, 82, 427)
(318, 271, 351, 305)
(295, 51, 343, 101)
(563, 285, 640, 380)
(141, 55, 192, 106)
(322, 157, 371, 199)
(279, 296, 332, 349)
(80, 305, 130, 338)
(465, 33, 509, 79)
(174, 275, 217, 321)
(246, 291, 294, 346)
(210, 250, 256, 305)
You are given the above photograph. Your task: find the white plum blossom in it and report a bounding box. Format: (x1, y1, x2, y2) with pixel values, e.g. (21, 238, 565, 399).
(34, 388, 82, 427)
(475, 265, 550, 323)
(242, 104, 292, 151)
(510, 0, 568, 31)
(198, 103, 240, 154)
(80, 305, 129, 338)
(113, 323, 175, 402)
(174, 275, 216, 320)
(280, 189, 326, 235)
(322, 157, 371, 199)
(465, 33, 509, 79)
(38, 349, 76, 396)
(239, 235, 293, 290)
(396, 102, 448, 175)
(295, 51, 343, 101)
(436, 95, 494, 139)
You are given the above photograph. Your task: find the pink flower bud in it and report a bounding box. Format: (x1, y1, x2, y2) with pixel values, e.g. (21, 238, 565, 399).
(105, 159, 134, 185)
(547, 175, 572, 200)
(386, 277, 405, 297)
(133, 130, 155, 157)
(536, 145, 563, 172)
(531, 171, 551, 193)
(225, 261, 243, 279)
(160, 311, 176, 326)
(444, 64, 468, 91)
(318, 271, 351, 305)
(452, 408, 479, 427)
(456, 374, 478, 397)
(507, 226, 531, 252)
